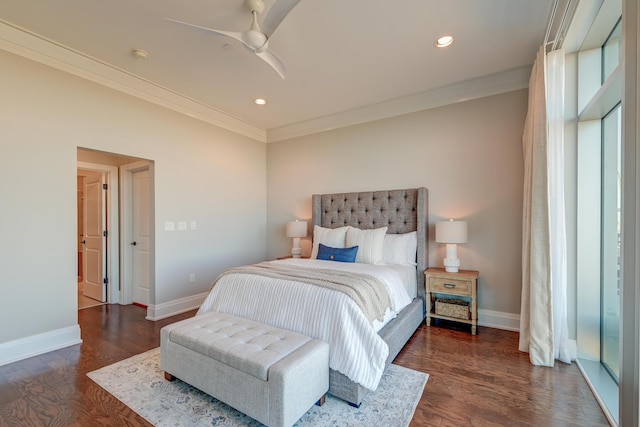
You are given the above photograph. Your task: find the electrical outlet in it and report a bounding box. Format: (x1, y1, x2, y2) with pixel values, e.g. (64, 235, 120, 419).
(189, 273, 196, 283)
(190, 221, 197, 230)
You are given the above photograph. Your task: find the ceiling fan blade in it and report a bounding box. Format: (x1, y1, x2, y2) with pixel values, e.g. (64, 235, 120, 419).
(261, 0, 302, 37)
(255, 48, 287, 79)
(165, 18, 247, 46)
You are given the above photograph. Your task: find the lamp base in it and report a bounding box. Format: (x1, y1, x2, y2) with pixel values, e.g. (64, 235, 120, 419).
(443, 243, 461, 273)
(443, 263, 460, 273)
(291, 237, 302, 258)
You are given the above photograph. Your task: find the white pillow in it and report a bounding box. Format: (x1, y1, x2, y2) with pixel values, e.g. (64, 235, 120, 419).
(382, 231, 418, 265)
(346, 226, 388, 264)
(311, 225, 349, 259)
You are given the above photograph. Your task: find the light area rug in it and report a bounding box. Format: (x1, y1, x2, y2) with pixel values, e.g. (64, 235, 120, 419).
(88, 347, 428, 427)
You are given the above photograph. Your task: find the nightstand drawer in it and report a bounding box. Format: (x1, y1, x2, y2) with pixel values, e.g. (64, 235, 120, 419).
(429, 277, 471, 296)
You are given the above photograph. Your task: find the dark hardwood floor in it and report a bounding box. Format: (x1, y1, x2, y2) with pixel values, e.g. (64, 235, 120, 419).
(0, 305, 609, 426)
(396, 320, 610, 426)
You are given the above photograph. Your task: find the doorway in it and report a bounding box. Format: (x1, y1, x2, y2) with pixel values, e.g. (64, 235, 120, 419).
(77, 162, 118, 307)
(76, 169, 108, 309)
(76, 148, 154, 313)
(121, 161, 154, 307)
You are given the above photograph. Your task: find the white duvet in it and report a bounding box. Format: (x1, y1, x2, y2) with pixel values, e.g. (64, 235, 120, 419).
(197, 258, 413, 391)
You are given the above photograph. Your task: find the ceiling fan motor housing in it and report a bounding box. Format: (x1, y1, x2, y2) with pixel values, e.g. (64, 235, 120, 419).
(245, 31, 268, 51)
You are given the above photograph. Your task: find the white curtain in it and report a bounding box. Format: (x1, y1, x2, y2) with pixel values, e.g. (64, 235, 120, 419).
(546, 49, 570, 364)
(519, 46, 570, 366)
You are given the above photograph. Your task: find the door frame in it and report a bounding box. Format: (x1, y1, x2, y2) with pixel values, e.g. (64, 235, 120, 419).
(77, 161, 120, 304)
(120, 160, 155, 310)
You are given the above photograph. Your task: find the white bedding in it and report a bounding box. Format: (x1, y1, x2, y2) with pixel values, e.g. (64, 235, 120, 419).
(197, 258, 414, 391)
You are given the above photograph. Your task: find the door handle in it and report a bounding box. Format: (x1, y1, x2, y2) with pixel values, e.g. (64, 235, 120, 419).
(131, 241, 137, 246)
(81, 240, 86, 245)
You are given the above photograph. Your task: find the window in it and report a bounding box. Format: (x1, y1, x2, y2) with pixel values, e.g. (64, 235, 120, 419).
(602, 18, 621, 83)
(600, 103, 621, 383)
(573, 0, 622, 424)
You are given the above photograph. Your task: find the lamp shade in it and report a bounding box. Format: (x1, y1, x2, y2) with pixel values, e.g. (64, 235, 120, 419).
(286, 220, 307, 238)
(435, 220, 468, 244)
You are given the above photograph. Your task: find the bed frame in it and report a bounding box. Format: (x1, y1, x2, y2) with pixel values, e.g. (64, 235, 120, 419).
(311, 187, 428, 406)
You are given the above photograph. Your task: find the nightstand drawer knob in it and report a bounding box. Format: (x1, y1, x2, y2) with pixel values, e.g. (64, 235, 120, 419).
(444, 283, 456, 289)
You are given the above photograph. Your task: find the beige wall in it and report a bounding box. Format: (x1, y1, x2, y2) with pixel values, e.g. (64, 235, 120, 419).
(0, 43, 527, 353)
(0, 50, 267, 345)
(267, 90, 527, 315)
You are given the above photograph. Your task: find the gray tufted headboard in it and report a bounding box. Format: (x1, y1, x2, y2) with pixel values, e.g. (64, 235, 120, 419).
(311, 188, 428, 310)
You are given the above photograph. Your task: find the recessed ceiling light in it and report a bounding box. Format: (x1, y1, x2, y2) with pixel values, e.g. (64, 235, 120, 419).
(435, 36, 454, 48)
(254, 98, 267, 105)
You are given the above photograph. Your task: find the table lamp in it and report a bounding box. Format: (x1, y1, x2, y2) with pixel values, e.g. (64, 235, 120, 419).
(286, 220, 307, 258)
(435, 219, 468, 273)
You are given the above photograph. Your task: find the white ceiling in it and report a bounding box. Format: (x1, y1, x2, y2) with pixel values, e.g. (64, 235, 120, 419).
(0, 0, 553, 141)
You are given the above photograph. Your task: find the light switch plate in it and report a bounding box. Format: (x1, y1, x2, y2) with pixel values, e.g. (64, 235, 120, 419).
(165, 221, 175, 231)
(190, 221, 197, 230)
(178, 221, 187, 231)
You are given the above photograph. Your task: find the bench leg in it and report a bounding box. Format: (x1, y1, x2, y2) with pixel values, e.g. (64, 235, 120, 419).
(316, 394, 326, 406)
(164, 372, 175, 382)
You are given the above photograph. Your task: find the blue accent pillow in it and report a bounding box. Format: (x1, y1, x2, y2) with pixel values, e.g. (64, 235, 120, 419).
(316, 243, 358, 263)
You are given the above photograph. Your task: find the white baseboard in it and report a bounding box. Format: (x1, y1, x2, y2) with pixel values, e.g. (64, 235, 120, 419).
(478, 309, 521, 331)
(145, 292, 209, 321)
(0, 325, 82, 367)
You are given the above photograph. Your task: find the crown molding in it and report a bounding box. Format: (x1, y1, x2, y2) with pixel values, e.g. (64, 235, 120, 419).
(0, 21, 267, 143)
(266, 66, 531, 143)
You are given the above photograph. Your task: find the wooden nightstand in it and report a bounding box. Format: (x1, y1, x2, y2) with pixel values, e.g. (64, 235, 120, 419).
(425, 268, 479, 335)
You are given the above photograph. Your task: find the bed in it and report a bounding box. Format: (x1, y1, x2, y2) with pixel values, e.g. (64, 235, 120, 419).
(198, 188, 428, 406)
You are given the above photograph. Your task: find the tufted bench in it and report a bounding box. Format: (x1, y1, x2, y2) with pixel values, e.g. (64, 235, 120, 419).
(160, 311, 329, 427)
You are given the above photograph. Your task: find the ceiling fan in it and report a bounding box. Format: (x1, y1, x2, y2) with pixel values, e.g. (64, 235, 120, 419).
(166, 0, 301, 79)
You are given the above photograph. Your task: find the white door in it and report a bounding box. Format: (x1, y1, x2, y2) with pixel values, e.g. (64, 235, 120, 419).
(132, 169, 151, 306)
(83, 173, 107, 302)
